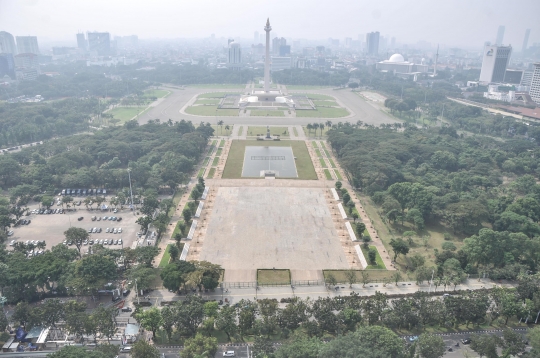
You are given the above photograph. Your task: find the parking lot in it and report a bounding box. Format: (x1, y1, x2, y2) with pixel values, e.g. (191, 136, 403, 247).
(8, 198, 141, 252)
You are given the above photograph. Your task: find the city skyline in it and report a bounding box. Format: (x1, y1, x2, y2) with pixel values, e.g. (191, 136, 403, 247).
(0, 0, 539, 48)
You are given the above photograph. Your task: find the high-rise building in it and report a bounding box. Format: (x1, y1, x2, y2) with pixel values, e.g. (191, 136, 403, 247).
(87, 32, 111, 56)
(279, 45, 290, 56)
(0, 31, 17, 54)
(479, 44, 512, 83)
(254, 31, 259, 44)
(227, 41, 242, 70)
(271, 56, 291, 71)
(530, 63, 540, 105)
(16, 36, 40, 54)
(522, 29, 531, 53)
(391, 37, 396, 49)
(495, 25, 505, 45)
(14, 52, 40, 80)
(76, 33, 87, 50)
(0, 53, 15, 79)
(272, 37, 286, 55)
(366, 32, 380, 55)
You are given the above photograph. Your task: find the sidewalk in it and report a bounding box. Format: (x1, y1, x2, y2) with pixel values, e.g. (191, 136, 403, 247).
(146, 278, 513, 305)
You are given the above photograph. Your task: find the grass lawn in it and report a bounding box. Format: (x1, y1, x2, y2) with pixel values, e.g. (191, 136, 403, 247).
(315, 148, 322, 157)
(328, 158, 337, 168)
(319, 158, 327, 168)
(144, 89, 170, 98)
(202, 157, 210, 166)
(296, 107, 349, 118)
(294, 93, 335, 100)
(293, 127, 298, 136)
(158, 244, 174, 267)
(323, 148, 332, 157)
(185, 105, 239, 116)
(195, 99, 220, 105)
(108, 107, 150, 123)
(219, 139, 225, 147)
(190, 84, 246, 89)
(197, 168, 205, 178)
(334, 170, 343, 180)
(250, 110, 285, 117)
(324, 169, 333, 180)
(211, 125, 233, 136)
(361, 245, 387, 269)
(313, 100, 339, 107)
(286, 85, 332, 90)
(247, 126, 289, 138)
(207, 168, 216, 178)
(323, 270, 393, 284)
(257, 269, 291, 285)
(222, 140, 317, 180)
(238, 126, 244, 136)
(212, 156, 220, 166)
(216, 148, 223, 156)
(168, 189, 184, 217)
(197, 92, 227, 98)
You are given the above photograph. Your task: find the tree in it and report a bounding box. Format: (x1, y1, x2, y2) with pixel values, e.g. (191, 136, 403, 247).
(274, 334, 323, 358)
(368, 248, 377, 265)
(41, 195, 54, 208)
(182, 208, 192, 223)
(356, 222, 366, 239)
(351, 211, 359, 222)
(136, 307, 163, 339)
(215, 304, 238, 341)
(326, 273, 337, 287)
(175, 295, 205, 336)
(91, 305, 117, 342)
(417, 333, 445, 358)
(136, 216, 152, 232)
(335, 181, 342, 190)
(389, 238, 409, 262)
(0, 310, 8, 332)
(217, 120, 224, 135)
(135, 246, 161, 267)
(181, 333, 218, 358)
(345, 269, 357, 287)
(501, 328, 526, 357)
(528, 326, 540, 356)
(319, 326, 406, 358)
(169, 245, 180, 261)
(64, 227, 89, 257)
(131, 339, 160, 358)
(160, 261, 196, 292)
(361, 271, 370, 287)
(48, 346, 107, 358)
(470, 334, 501, 358)
(95, 344, 120, 358)
(72, 255, 117, 294)
(128, 266, 158, 292)
(252, 335, 275, 358)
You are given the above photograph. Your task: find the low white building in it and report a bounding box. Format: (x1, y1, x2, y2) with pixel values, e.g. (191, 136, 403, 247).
(376, 53, 428, 76)
(484, 84, 515, 102)
(271, 56, 291, 71)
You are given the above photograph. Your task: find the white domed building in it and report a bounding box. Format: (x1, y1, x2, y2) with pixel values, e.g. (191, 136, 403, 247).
(376, 53, 428, 78)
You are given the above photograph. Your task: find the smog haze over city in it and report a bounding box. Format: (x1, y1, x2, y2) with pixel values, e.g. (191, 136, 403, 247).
(1, 0, 539, 47)
(2, 0, 540, 357)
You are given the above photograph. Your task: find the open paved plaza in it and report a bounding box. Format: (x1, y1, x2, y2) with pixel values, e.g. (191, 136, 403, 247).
(198, 186, 349, 282)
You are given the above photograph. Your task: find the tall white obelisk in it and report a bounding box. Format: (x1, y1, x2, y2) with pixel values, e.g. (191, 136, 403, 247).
(264, 18, 272, 93)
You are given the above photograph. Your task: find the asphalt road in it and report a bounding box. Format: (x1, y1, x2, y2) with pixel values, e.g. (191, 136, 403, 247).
(137, 85, 399, 126)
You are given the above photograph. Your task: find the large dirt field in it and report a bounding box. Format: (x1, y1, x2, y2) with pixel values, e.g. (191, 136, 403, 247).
(198, 187, 349, 282)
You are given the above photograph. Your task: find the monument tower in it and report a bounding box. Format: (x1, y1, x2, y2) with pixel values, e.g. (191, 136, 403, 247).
(264, 18, 272, 92)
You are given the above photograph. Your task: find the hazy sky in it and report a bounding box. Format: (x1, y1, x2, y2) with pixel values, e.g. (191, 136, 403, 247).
(1, 0, 539, 48)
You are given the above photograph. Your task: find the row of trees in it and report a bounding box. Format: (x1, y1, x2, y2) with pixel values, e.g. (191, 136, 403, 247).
(133, 287, 540, 358)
